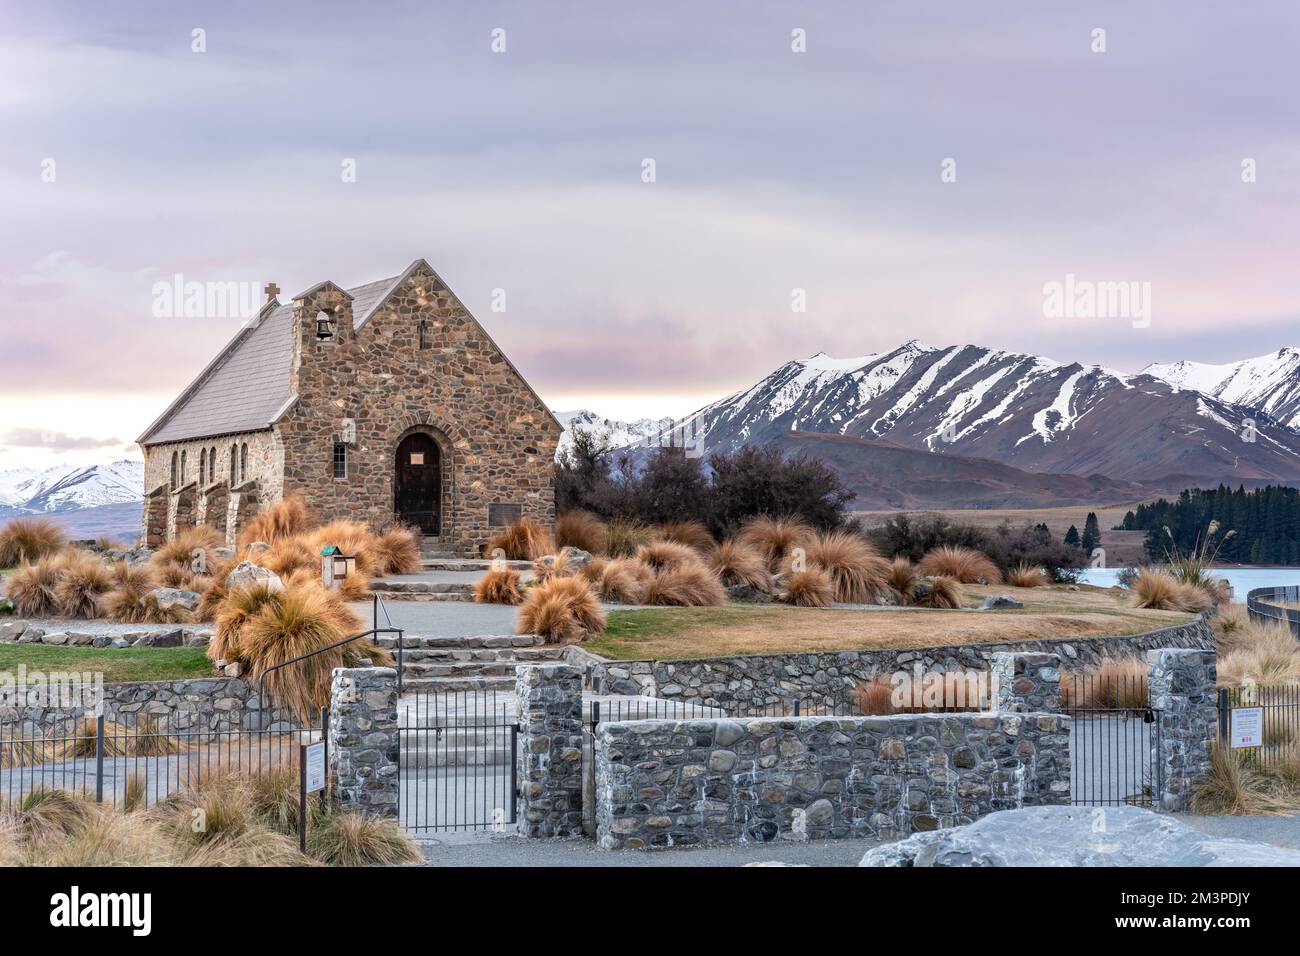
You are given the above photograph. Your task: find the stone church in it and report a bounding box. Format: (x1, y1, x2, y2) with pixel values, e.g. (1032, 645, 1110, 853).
(137, 259, 561, 556)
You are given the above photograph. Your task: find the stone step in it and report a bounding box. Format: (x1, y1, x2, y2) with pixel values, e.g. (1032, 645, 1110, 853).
(390, 647, 566, 664)
(378, 634, 546, 650)
(401, 675, 518, 693)
(402, 661, 530, 678)
(369, 581, 474, 594)
(420, 559, 532, 571)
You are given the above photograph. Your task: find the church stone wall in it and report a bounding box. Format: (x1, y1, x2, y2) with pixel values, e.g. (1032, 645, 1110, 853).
(277, 264, 559, 556)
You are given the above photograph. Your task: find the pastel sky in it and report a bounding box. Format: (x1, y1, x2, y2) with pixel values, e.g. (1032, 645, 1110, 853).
(2, 0, 1299, 471)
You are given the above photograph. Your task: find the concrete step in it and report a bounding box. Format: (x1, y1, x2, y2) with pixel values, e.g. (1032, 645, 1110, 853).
(378, 634, 546, 650)
(420, 559, 532, 571)
(390, 647, 566, 664)
(402, 661, 531, 678)
(401, 675, 518, 693)
(369, 581, 474, 594)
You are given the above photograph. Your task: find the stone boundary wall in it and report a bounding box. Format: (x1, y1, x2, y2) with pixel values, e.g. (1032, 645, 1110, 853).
(1148, 648, 1217, 812)
(569, 618, 1212, 711)
(328, 667, 399, 818)
(516, 663, 584, 837)
(594, 712, 1071, 850)
(0, 620, 213, 649)
(0, 678, 299, 738)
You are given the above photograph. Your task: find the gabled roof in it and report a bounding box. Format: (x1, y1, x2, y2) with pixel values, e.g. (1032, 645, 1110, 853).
(138, 261, 559, 445)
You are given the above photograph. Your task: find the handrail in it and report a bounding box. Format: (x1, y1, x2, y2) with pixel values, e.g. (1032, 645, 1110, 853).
(258, 626, 404, 729)
(1246, 586, 1300, 638)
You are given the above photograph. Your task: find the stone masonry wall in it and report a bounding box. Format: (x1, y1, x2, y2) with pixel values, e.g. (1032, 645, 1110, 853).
(516, 663, 584, 837)
(327, 667, 400, 818)
(278, 263, 560, 556)
(595, 712, 1072, 850)
(1148, 648, 1217, 812)
(992, 652, 1061, 712)
(571, 618, 1213, 711)
(0, 677, 298, 738)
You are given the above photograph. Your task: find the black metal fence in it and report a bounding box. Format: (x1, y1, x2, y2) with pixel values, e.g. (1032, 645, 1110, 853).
(1218, 684, 1300, 767)
(1062, 672, 1160, 808)
(397, 688, 517, 832)
(0, 714, 318, 813)
(1245, 586, 1300, 637)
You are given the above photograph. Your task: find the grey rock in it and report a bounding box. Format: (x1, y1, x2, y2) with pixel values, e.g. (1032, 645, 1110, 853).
(980, 595, 1024, 610)
(225, 560, 282, 593)
(184, 632, 211, 647)
(0, 620, 27, 642)
(804, 798, 834, 827)
(859, 805, 1300, 867)
(17, 627, 44, 644)
(41, 632, 70, 646)
(725, 584, 772, 603)
(66, 632, 95, 647)
(152, 587, 201, 612)
(92, 635, 114, 648)
(136, 629, 183, 648)
(111, 637, 131, 648)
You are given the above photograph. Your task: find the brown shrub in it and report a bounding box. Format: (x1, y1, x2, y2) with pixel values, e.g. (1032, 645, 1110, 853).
(643, 564, 727, 607)
(532, 549, 580, 584)
(1132, 570, 1212, 613)
(1060, 658, 1148, 708)
(917, 545, 1002, 584)
(261, 538, 317, 578)
(5, 557, 64, 617)
(237, 496, 313, 549)
(636, 539, 704, 573)
(912, 575, 962, 609)
(152, 526, 223, 570)
(738, 515, 812, 571)
(373, 526, 422, 575)
(593, 558, 653, 604)
(886, 558, 918, 603)
(1007, 563, 1049, 588)
(54, 552, 113, 618)
(304, 521, 380, 578)
(606, 519, 654, 558)
(656, 520, 716, 556)
(0, 518, 67, 566)
(101, 562, 160, 623)
(804, 530, 891, 603)
(473, 568, 523, 605)
(555, 510, 608, 556)
(779, 568, 835, 608)
(487, 518, 555, 561)
(709, 539, 771, 591)
(517, 576, 606, 643)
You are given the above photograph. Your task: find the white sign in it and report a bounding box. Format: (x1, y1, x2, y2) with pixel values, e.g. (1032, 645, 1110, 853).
(304, 741, 326, 793)
(1231, 707, 1264, 749)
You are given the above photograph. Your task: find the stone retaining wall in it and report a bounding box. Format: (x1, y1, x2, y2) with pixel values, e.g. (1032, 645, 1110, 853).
(594, 712, 1071, 849)
(570, 618, 1212, 712)
(0, 678, 298, 738)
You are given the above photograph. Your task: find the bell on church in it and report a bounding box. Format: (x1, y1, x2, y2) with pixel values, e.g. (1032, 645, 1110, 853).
(315, 310, 334, 340)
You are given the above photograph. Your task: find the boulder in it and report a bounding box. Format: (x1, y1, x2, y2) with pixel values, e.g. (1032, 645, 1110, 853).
(92, 635, 114, 648)
(41, 632, 69, 646)
(726, 584, 772, 603)
(17, 627, 44, 644)
(213, 547, 237, 562)
(110, 637, 131, 649)
(134, 629, 184, 648)
(979, 595, 1024, 610)
(0, 620, 27, 642)
(152, 588, 201, 612)
(243, 542, 272, 558)
(859, 805, 1300, 867)
(184, 632, 211, 647)
(66, 632, 95, 646)
(224, 560, 283, 594)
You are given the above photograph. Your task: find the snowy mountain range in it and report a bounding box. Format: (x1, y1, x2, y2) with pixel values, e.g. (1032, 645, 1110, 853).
(657, 341, 1300, 492)
(554, 409, 676, 460)
(0, 460, 144, 513)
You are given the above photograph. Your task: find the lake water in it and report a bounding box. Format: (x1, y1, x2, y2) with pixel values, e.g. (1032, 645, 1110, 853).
(1080, 567, 1300, 598)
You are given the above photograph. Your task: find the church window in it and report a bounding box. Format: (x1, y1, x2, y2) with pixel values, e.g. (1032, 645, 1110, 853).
(418, 320, 430, 349)
(240, 443, 248, 480)
(230, 445, 238, 484)
(171, 452, 178, 490)
(180, 451, 186, 483)
(199, 450, 206, 485)
(209, 446, 216, 483)
(333, 442, 348, 480)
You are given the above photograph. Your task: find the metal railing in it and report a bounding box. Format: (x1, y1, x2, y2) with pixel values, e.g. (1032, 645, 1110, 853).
(1246, 586, 1300, 637)
(258, 626, 404, 727)
(1219, 684, 1300, 766)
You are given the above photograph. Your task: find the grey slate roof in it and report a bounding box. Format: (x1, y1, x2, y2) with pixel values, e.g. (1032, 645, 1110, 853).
(139, 276, 397, 445)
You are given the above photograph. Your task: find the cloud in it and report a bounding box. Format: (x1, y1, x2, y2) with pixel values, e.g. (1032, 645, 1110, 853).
(1, 427, 124, 451)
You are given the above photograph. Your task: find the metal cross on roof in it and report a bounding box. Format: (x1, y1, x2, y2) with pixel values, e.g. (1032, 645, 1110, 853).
(264, 282, 280, 301)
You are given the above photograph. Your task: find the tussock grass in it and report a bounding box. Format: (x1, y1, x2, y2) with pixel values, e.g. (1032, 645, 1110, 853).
(473, 567, 523, 605)
(54, 552, 113, 618)
(912, 575, 963, 609)
(237, 496, 314, 549)
(532, 549, 579, 584)
(262, 537, 318, 578)
(643, 563, 727, 607)
(555, 510, 608, 556)
(304, 521, 381, 578)
(886, 558, 917, 603)
(918, 545, 1002, 585)
(5, 557, 64, 617)
(308, 812, 424, 866)
(804, 530, 891, 604)
(1191, 743, 1300, 816)
(709, 539, 771, 591)
(738, 515, 812, 572)
(1218, 625, 1300, 687)
(1007, 563, 1050, 588)
(487, 517, 555, 560)
(1132, 570, 1212, 613)
(592, 558, 653, 604)
(0, 519, 67, 567)
(636, 539, 703, 573)
(779, 568, 835, 608)
(153, 526, 223, 570)
(517, 575, 606, 643)
(1060, 657, 1148, 708)
(373, 526, 422, 575)
(606, 519, 654, 558)
(656, 519, 716, 556)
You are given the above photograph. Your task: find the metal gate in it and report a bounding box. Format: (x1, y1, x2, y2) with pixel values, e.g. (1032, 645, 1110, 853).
(398, 689, 518, 832)
(1063, 672, 1161, 807)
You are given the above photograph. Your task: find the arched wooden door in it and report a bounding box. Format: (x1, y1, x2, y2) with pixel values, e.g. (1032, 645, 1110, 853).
(394, 433, 441, 534)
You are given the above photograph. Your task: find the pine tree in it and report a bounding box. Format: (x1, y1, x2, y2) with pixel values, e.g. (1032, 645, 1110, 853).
(1064, 525, 1081, 548)
(1081, 512, 1100, 553)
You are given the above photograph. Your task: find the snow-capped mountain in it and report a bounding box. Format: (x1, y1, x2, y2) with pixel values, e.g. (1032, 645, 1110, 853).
(665, 341, 1300, 487)
(1143, 348, 1300, 432)
(554, 410, 675, 460)
(0, 460, 143, 513)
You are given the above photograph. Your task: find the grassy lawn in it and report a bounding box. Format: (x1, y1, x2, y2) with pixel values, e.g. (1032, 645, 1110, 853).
(586, 583, 1192, 661)
(0, 644, 213, 683)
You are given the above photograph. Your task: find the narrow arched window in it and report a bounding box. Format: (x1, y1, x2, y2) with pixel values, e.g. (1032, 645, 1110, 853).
(180, 450, 187, 484)
(209, 446, 216, 483)
(418, 319, 430, 350)
(171, 452, 178, 490)
(240, 443, 248, 481)
(230, 445, 238, 484)
(199, 449, 206, 486)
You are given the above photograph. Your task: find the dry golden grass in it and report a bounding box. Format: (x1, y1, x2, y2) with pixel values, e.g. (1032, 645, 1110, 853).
(656, 519, 716, 556)
(308, 812, 425, 866)
(636, 539, 704, 573)
(852, 673, 982, 714)
(1211, 603, 1252, 652)
(592, 558, 653, 604)
(555, 510, 609, 555)
(912, 575, 963, 609)
(1191, 743, 1300, 816)
(1218, 624, 1300, 687)
(153, 525, 223, 569)
(0, 518, 67, 566)
(262, 537, 317, 578)
(709, 539, 771, 591)
(532, 549, 579, 584)
(487, 517, 555, 560)
(886, 557, 918, 603)
(804, 530, 891, 603)
(1132, 570, 1212, 613)
(237, 496, 313, 549)
(779, 568, 835, 608)
(373, 526, 422, 575)
(738, 515, 812, 571)
(304, 521, 381, 578)
(473, 567, 524, 605)
(101, 561, 160, 623)
(4, 557, 63, 617)
(517, 575, 606, 643)
(1007, 563, 1050, 588)
(917, 545, 1002, 584)
(606, 518, 654, 558)
(643, 563, 727, 607)
(1060, 657, 1149, 708)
